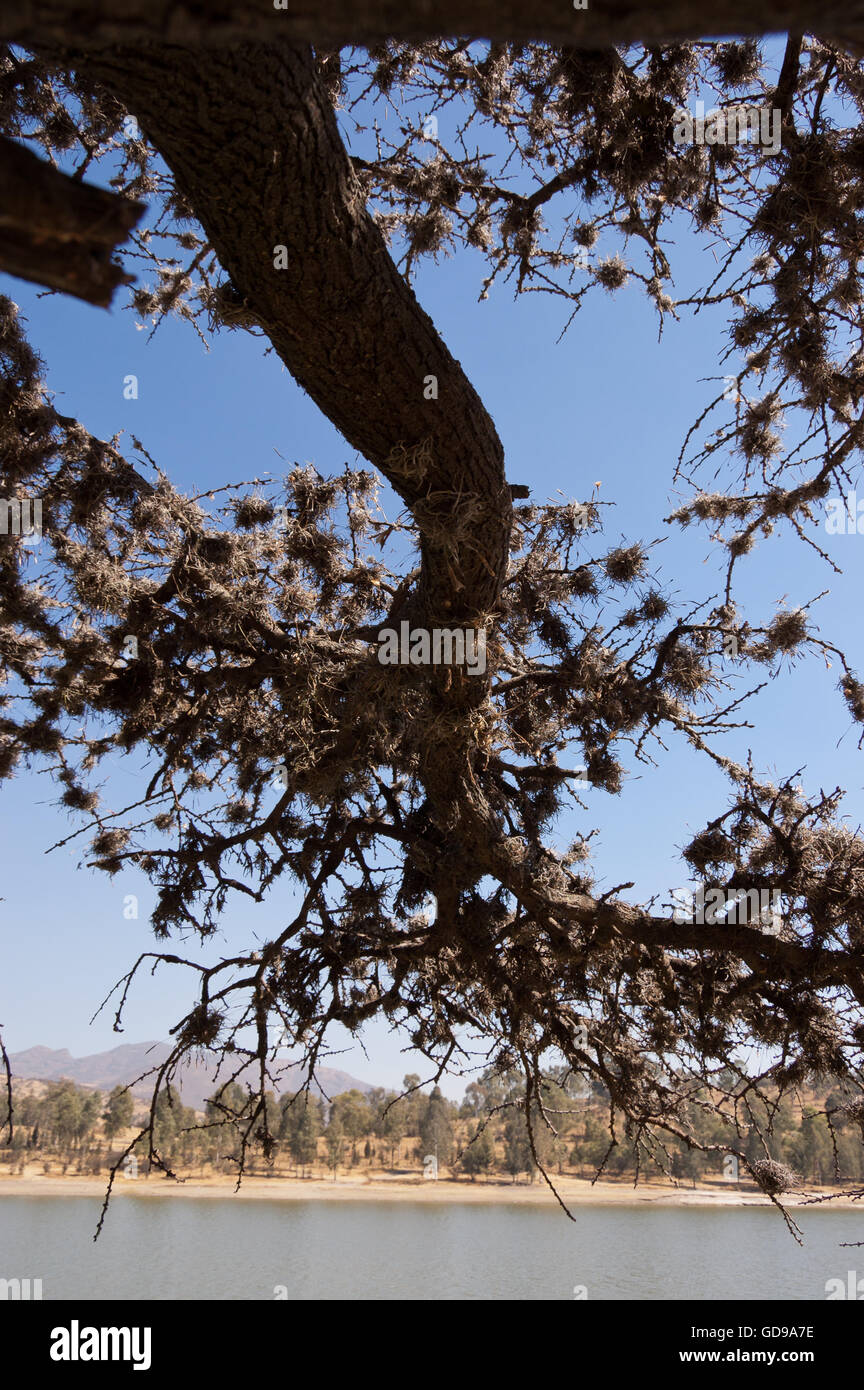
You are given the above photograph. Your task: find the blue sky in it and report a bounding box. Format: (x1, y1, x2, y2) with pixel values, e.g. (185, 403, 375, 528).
(2, 84, 863, 1097)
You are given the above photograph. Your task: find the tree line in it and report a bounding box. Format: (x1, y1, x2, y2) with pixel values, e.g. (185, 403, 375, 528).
(3, 1068, 863, 1188)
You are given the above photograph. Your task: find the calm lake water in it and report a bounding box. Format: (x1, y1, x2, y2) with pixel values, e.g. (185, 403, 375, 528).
(1, 1195, 862, 1300)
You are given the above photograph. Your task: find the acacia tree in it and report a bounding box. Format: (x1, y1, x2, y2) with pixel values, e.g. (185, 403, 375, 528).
(3, 3, 864, 1233)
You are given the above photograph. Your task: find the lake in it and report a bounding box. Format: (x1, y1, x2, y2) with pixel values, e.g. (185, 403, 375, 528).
(1, 1196, 862, 1300)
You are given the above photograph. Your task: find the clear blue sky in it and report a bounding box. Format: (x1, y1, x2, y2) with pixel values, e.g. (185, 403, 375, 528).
(2, 84, 862, 1097)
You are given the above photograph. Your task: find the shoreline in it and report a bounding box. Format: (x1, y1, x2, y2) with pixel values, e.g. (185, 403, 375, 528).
(0, 1172, 858, 1208)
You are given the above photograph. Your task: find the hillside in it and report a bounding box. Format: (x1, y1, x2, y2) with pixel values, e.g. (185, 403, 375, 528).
(8, 1042, 374, 1111)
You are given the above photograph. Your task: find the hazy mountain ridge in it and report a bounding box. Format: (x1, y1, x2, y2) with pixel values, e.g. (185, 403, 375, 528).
(9, 1042, 374, 1111)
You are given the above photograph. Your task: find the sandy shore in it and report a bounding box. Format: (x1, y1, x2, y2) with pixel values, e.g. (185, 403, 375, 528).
(0, 1172, 857, 1208)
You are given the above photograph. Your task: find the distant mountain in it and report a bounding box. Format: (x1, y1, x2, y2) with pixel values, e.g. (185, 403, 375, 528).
(9, 1042, 375, 1112)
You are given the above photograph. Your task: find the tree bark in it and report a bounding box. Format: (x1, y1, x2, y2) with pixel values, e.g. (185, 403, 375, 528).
(69, 41, 509, 622)
(0, 134, 143, 305)
(5, 0, 864, 48)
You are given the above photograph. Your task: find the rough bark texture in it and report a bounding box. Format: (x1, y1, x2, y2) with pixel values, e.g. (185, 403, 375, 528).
(5, 0, 864, 48)
(0, 134, 143, 305)
(71, 42, 509, 624)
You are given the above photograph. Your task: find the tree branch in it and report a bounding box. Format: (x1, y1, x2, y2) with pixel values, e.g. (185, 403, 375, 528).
(0, 134, 144, 306)
(4, 0, 864, 48)
(67, 41, 510, 620)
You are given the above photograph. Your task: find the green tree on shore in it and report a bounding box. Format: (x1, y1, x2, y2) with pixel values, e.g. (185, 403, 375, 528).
(103, 1085, 134, 1142)
(420, 1088, 455, 1169)
(460, 1124, 495, 1180)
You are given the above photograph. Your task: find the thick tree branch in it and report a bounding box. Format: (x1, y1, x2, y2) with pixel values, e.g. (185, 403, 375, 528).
(0, 134, 144, 305)
(469, 800, 864, 1004)
(4, 0, 864, 48)
(67, 41, 509, 621)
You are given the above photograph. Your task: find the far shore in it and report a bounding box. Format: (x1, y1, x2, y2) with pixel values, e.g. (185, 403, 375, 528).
(0, 1170, 859, 1209)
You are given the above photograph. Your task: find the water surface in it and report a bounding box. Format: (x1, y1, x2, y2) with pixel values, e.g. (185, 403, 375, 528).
(1, 1195, 861, 1300)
